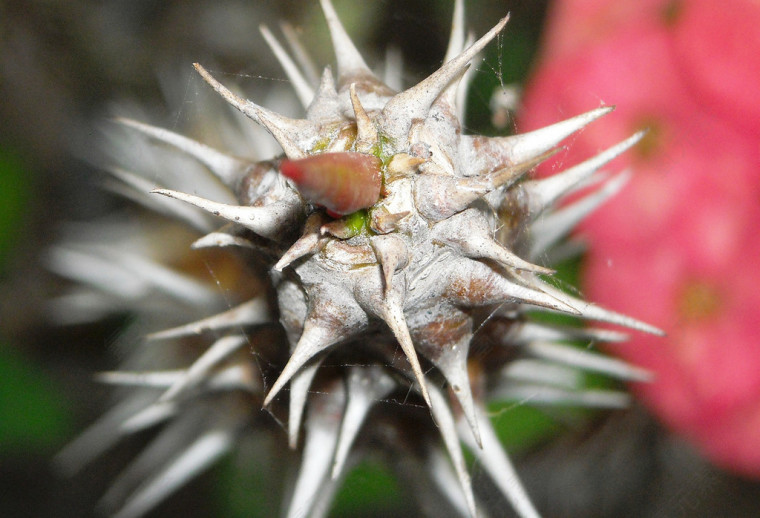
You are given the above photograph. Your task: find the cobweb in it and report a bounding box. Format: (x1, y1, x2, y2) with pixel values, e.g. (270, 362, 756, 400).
(69, 3, 607, 516)
(139, 3, 592, 432)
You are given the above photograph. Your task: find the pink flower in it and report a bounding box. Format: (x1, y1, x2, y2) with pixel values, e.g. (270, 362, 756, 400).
(520, 0, 760, 477)
(671, 0, 760, 134)
(539, 0, 669, 60)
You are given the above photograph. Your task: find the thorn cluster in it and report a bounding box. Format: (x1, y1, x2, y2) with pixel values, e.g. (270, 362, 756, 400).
(55, 1, 661, 517)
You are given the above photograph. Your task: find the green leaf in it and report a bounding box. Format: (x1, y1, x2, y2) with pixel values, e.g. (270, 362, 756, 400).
(0, 344, 72, 453)
(0, 149, 30, 268)
(487, 402, 562, 453)
(330, 460, 402, 516)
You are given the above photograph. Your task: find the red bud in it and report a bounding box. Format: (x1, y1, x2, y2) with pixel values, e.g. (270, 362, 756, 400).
(281, 152, 382, 216)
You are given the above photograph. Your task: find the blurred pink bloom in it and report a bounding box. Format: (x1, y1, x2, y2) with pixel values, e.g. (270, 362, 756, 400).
(520, 0, 760, 477)
(671, 0, 760, 134)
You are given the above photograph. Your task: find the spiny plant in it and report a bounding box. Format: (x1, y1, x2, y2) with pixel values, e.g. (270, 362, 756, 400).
(54, 1, 662, 517)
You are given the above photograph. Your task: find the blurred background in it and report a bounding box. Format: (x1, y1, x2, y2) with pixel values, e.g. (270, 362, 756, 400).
(1, 0, 759, 517)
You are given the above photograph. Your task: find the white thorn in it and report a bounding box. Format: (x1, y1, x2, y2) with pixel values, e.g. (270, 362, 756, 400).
(370, 234, 409, 293)
(445, 258, 579, 314)
(501, 358, 581, 388)
(380, 15, 509, 142)
(206, 364, 260, 393)
(285, 381, 345, 518)
(437, 350, 482, 448)
(54, 398, 152, 475)
(531, 279, 665, 336)
(255, 108, 308, 160)
(431, 209, 554, 274)
(96, 370, 183, 388)
(332, 367, 395, 478)
(191, 230, 257, 250)
(260, 24, 315, 109)
(319, 0, 372, 81)
(507, 321, 630, 345)
(527, 341, 653, 382)
(120, 401, 178, 434)
(383, 46, 404, 91)
(151, 188, 295, 240)
(426, 448, 473, 517)
(509, 105, 615, 164)
(415, 148, 553, 221)
(288, 361, 322, 449)
(493, 383, 632, 408)
(349, 83, 378, 153)
(115, 118, 250, 189)
(264, 295, 366, 406)
(428, 383, 478, 518)
(458, 407, 541, 518)
(455, 33, 478, 123)
(147, 297, 269, 340)
(159, 335, 247, 402)
(280, 21, 320, 86)
(46, 245, 216, 307)
(443, 0, 466, 63)
(307, 67, 341, 122)
(408, 305, 481, 446)
(380, 295, 432, 408)
(194, 63, 311, 159)
(274, 213, 329, 271)
(529, 170, 631, 257)
(263, 322, 332, 407)
(112, 429, 234, 518)
(521, 130, 646, 218)
(105, 167, 214, 232)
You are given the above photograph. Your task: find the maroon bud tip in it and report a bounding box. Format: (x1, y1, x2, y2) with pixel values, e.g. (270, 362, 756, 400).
(280, 160, 304, 183)
(280, 152, 382, 215)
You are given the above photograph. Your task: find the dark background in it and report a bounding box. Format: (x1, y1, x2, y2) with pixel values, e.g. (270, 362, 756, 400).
(1, 1, 759, 517)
